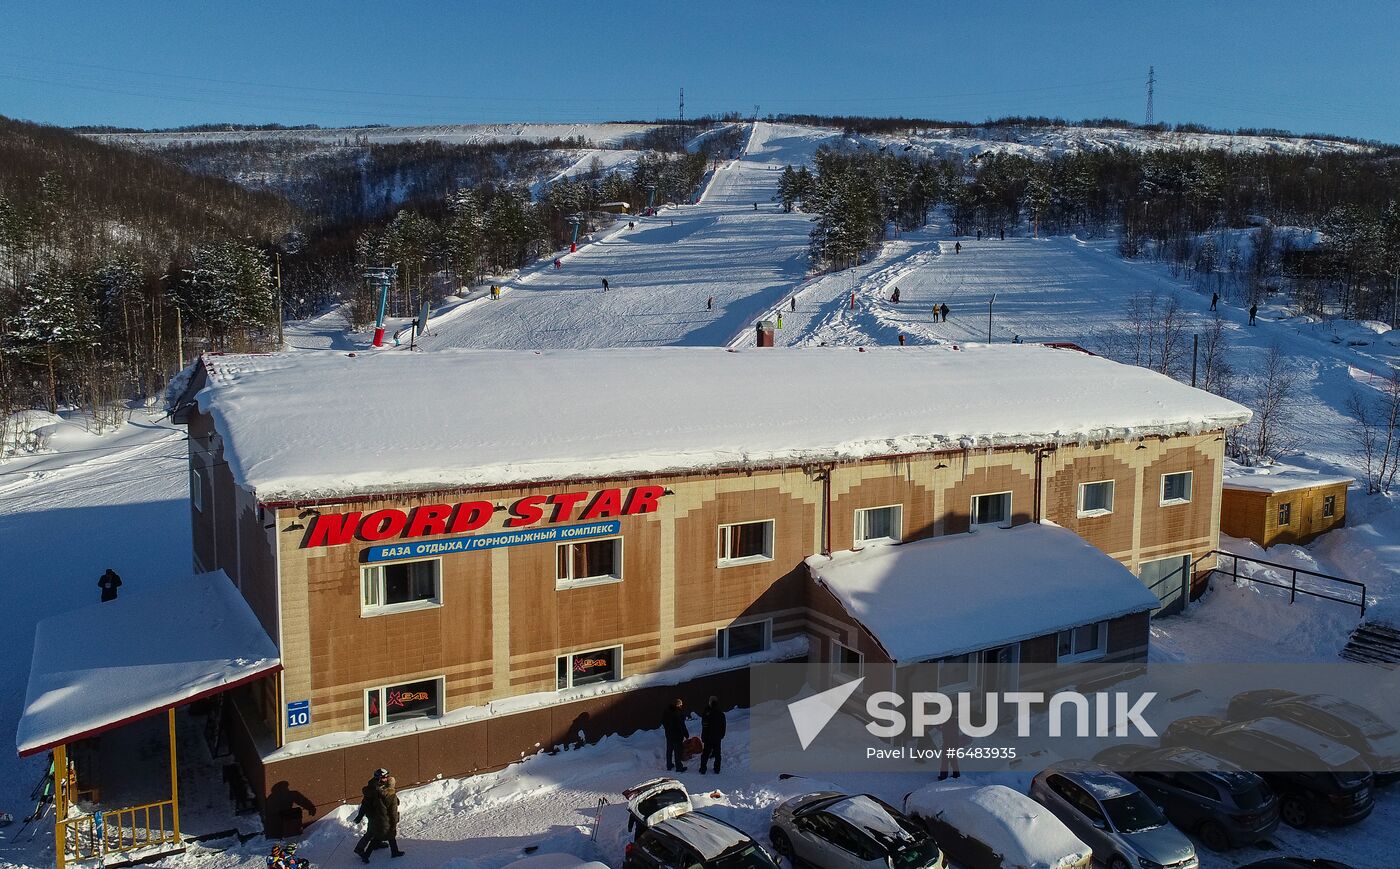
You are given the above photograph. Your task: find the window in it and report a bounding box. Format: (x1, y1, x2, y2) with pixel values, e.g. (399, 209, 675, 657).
(1278, 501, 1292, 526)
(190, 466, 206, 512)
(556, 536, 623, 588)
(365, 677, 442, 729)
(1323, 495, 1336, 518)
(556, 646, 621, 690)
(1057, 621, 1107, 661)
(970, 492, 1012, 529)
(854, 505, 903, 546)
(717, 620, 771, 658)
(832, 640, 863, 680)
(1078, 480, 1115, 517)
(717, 519, 774, 566)
(361, 558, 441, 613)
(938, 653, 975, 689)
(1161, 471, 1193, 505)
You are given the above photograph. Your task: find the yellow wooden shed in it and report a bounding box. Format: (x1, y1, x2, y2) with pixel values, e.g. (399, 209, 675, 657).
(1220, 470, 1352, 547)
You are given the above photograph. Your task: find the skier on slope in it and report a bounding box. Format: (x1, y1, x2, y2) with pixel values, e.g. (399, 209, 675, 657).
(1210, 292, 1219, 311)
(940, 303, 949, 322)
(602, 278, 610, 291)
(891, 287, 901, 304)
(790, 297, 797, 312)
(707, 297, 714, 311)
(1249, 303, 1258, 325)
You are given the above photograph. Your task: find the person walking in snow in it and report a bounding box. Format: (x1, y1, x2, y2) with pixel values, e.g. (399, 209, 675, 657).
(381, 776, 405, 858)
(1210, 292, 1219, 311)
(954, 242, 961, 254)
(353, 769, 393, 862)
(553, 258, 562, 270)
(999, 227, 1005, 240)
(790, 296, 797, 312)
(98, 568, 122, 603)
(707, 296, 714, 311)
(898, 333, 906, 346)
(602, 278, 610, 291)
(753, 202, 758, 211)
(976, 229, 982, 241)
(891, 286, 901, 304)
(940, 303, 949, 322)
(662, 698, 689, 772)
(1249, 303, 1258, 325)
(698, 697, 726, 775)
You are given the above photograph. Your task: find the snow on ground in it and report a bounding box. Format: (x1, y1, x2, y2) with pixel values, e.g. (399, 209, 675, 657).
(84, 124, 664, 149)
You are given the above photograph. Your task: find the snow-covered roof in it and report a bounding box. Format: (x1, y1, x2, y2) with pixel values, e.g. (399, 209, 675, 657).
(807, 523, 1159, 661)
(17, 571, 280, 756)
(824, 795, 915, 843)
(191, 346, 1251, 502)
(903, 784, 1091, 869)
(1222, 468, 1353, 494)
(653, 813, 752, 859)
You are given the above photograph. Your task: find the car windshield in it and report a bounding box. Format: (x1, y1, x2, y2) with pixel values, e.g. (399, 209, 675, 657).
(888, 835, 941, 869)
(712, 844, 779, 869)
(637, 790, 688, 818)
(1101, 791, 1166, 833)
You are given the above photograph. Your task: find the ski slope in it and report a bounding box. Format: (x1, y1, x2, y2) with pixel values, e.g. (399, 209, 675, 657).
(418, 123, 835, 350)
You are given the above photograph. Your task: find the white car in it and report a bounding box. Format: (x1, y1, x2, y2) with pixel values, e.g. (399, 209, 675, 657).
(904, 783, 1091, 869)
(624, 777, 694, 838)
(770, 792, 945, 869)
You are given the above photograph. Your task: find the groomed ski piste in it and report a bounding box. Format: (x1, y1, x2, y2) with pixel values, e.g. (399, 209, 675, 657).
(7, 122, 1400, 868)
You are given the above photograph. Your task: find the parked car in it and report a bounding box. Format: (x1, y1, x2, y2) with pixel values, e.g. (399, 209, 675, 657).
(503, 855, 611, 869)
(770, 792, 945, 869)
(626, 813, 782, 869)
(1227, 689, 1400, 782)
(1092, 744, 1279, 850)
(625, 777, 694, 838)
(1029, 761, 1199, 869)
(903, 783, 1091, 869)
(1160, 716, 1374, 828)
(1237, 860, 1357, 869)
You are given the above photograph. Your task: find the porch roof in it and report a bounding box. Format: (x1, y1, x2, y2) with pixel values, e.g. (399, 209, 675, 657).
(17, 571, 280, 756)
(806, 523, 1159, 662)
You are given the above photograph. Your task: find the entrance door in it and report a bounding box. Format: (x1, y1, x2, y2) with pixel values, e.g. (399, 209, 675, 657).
(979, 644, 1020, 696)
(1139, 555, 1190, 616)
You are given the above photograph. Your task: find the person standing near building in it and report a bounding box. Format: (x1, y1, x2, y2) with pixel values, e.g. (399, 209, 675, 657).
(940, 303, 949, 323)
(698, 697, 726, 774)
(98, 569, 122, 603)
(1249, 303, 1258, 325)
(382, 776, 405, 858)
(353, 769, 391, 862)
(662, 698, 689, 772)
(937, 719, 963, 781)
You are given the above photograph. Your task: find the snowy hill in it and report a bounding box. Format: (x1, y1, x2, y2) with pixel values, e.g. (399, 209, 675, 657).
(82, 122, 666, 149)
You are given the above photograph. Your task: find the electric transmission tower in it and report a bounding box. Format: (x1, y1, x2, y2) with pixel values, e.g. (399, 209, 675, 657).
(679, 88, 684, 122)
(1145, 66, 1155, 125)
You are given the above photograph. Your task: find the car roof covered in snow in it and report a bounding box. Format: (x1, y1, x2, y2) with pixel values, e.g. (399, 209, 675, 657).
(187, 345, 1251, 501)
(652, 812, 753, 859)
(807, 523, 1159, 661)
(905, 784, 1090, 868)
(1042, 761, 1139, 800)
(502, 855, 610, 869)
(822, 795, 916, 843)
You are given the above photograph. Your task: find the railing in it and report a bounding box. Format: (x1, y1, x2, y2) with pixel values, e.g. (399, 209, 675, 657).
(59, 799, 180, 867)
(1204, 550, 1367, 615)
(1142, 554, 1214, 617)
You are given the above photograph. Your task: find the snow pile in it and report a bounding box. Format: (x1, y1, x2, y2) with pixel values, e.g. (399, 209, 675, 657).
(192, 345, 1250, 501)
(903, 783, 1091, 869)
(16, 570, 280, 755)
(1222, 466, 1353, 494)
(806, 523, 1160, 661)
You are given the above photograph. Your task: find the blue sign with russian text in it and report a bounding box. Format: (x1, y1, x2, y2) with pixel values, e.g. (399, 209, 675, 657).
(286, 699, 311, 729)
(365, 520, 622, 563)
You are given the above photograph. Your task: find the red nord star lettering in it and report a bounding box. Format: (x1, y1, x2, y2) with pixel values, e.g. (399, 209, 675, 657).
(302, 486, 665, 548)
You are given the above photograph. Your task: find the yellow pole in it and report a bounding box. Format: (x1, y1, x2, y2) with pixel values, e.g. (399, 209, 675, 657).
(168, 709, 181, 844)
(54, 744, 68, 869)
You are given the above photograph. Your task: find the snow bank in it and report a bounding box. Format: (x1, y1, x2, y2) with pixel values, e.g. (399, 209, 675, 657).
(904, 784, 1090, 869)
(16, 570, 280, 755)
(807, 523, 1160, 661)
(192, 345, 1250, 502)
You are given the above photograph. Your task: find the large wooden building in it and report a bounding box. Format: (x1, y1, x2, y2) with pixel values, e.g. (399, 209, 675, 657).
(27, 345, 1250, 835)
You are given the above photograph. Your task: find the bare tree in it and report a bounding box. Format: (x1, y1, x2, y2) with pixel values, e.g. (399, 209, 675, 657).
(1237, 342, 1299, 465)
(1345, 369, 1400, 493)
(1197, 310, 1234, 396)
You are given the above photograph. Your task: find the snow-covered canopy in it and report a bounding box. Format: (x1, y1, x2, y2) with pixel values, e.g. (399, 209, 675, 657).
(807, 523, 1160, 662)
(191, 346, 1251, 502)
(903, 784, 1091, 869)
(1222, 467, 1353, 494)
(17, 571, 280, 756)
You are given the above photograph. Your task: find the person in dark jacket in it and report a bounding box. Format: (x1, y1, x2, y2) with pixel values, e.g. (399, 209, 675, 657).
(1249, 303, 1258, 325)
(1210, 291, 1219, 311)
(790, 296, 797, 312)
(382, 776, 405, 858)
(602, 278, 610, 291)
(353, 769, 391, 862)
(662, 698, 689, 772)
(707, 296, 713, 311)
(98, 569, 122, 602)
(937, 719, 964, 781)
(897, 333, 906, 346)
(940, 303, 949, 322)
(891, 286, 901, 304)
(699, 697, 726, 774)
(954, 242, 961, 254)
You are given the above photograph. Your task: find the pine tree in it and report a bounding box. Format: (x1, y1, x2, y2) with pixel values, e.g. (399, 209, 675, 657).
(5, 269, 97, 411)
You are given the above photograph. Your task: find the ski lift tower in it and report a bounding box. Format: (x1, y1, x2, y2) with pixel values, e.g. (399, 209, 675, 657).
(644, 184, 658, 213)
(364, 266, 396, 348)
(568, 214, 583, 252)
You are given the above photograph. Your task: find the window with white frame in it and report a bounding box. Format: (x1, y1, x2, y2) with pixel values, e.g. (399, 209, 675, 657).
(832, 640, 863, 680)
(1323, 495, 1336, 518)
(1161, 471, 1193, 505)
(971, 492, 1012, 529)
(190, 466, 206, 512)
(716, 620, 772, 658)
(854, 504, 903, 546)
(365, 676, 442, 729)
(556, 537, 623, 588)
(1056, 622, 1107, 661)
(557, 646, 621, 690)
(1078, 480, 1115, 517)
(718, 519, 774, 566)
(1278, 502, 1292, 526)
(938, 653, 976, 689)
(361, 558, 441, 613)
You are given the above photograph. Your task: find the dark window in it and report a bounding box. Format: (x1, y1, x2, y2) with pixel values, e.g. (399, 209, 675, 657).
(719, 520, 773, 562)
(366, 677, 441, 728)
(972, 492, 1011, 527)
(1323, 495, 1336, 518)
(557, 537, 622, 586)
(1162, 471, 1193, 504)
(1079, 481, 1114, 514)
(1278, 502, 1292, 526)
(856, 505, 903, 544)
(362, 559, 440, 609)
(834, 641, 863, 678)
(718, 621, 771, 658)
(1057, 622, 1105, 659)
(558, 646, 621, 690)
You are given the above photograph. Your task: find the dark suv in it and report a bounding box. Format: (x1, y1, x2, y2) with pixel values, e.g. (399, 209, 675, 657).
(625, 813, 781, 869)
(1227, 689, 1400, 783)
(1093, 744, 1279, 850)
(1160, 716, 1373, 827)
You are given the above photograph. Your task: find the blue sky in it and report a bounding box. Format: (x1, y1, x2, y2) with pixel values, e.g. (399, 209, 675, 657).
(2, 1, 1397, 141)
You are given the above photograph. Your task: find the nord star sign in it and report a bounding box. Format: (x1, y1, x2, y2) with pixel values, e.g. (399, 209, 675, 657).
(300, 485, 664, 549)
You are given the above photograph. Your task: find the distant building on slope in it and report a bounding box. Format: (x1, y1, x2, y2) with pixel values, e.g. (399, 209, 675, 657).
(18, 344, 1250, 840)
